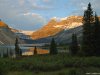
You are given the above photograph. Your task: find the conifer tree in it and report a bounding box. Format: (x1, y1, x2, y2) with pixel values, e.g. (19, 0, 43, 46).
(70, 33, 79, 55)
(19, 49, 22, 56)
(82, 3, 94, 56)
(15, 38, 20, 57)
(50, 38, 58, 54)
(93, 13, 100, 56)
(34, 46, 37, 55)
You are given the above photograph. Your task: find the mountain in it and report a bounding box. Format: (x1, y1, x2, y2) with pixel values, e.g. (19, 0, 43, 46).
(54, 26, 82, 44)
(10, 28, 34, 36)
(31, 19, 62, 40)
(31, 16, 83, 40)
(0, 21, 16, 45)
(29, 26, 82, 44)
(31, 16, 100, 44)
(20, 30, 34, 36)
(10, 28, 33, 40)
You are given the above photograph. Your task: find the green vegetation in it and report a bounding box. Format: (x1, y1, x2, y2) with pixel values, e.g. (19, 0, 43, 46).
(93, 13, 100, 56)
(50, 38, 58, 54)
(15, 38, 22, 57)
(82, 3, 100, 56)
(0, 54, 100, 75)
(69, 33, 79, 56)
(82, 2, 94, 56)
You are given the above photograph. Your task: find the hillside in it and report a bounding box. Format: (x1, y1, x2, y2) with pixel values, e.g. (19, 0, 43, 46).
(29, 26, 82, 44)
(0, 21, 16, 45)
(10, 28, 33, 40)
(11, 28, 34, 36)
(31, 19, 62, 39)
(31, 16, 83, 40)
(0, 21, 8, 27)
(31, 16, 100, 44)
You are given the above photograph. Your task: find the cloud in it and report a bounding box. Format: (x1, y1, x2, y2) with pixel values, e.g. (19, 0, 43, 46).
(43, 0, 50, 3)
(31, 3, 52, 10)
(0, 0, 100, 30)
(19, 0, 25, 6)
(67, 0, 100, 15)
(8, 12, 47, 30)
(0, 0, 48, 30)
(22, 12, 46, 25)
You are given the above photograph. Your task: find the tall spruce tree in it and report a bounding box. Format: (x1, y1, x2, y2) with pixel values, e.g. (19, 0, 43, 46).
(93, 13, 100, 56)
(15, 38, 20, 57)
(82, 3, 94, 56)
(70, 33, 79, 56)
(50, 38, 58, 54)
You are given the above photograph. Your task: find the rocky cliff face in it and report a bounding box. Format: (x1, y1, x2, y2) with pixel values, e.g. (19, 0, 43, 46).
(31, 16, 83, 40)
(0, 21, 16, 45)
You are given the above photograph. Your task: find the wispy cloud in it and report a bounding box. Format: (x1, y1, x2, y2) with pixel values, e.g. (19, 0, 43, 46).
(0, 0, 100, 30)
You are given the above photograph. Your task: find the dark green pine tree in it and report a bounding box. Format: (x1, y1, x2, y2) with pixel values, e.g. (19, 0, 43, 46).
(93, 13, 100, 56)
(19, 49, 22, 56)
(70, 33, 79, 56)
(34, 46, 37, 55)
(50, 38, 58, 54)
(82, 3, 94, 56)
(15, 38, 20, 57)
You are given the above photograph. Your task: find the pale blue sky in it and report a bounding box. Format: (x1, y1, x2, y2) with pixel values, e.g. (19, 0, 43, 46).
(0, 0, 100, 30)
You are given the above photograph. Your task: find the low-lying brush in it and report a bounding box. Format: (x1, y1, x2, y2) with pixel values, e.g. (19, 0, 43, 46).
(0, 54, 100, 75)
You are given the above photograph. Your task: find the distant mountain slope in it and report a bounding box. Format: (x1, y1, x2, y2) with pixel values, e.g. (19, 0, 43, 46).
(0, 21, 16, 45)
(55, 26, 82, 44)
(31, 19, 62, 40)
(0, 21, 8, 27)
(10, 28, 33, 40)
(31, 16, 83, 40)
(29, 26, 82, 44)
(10, 28, 34, 36)
(20, 30, 34, 36)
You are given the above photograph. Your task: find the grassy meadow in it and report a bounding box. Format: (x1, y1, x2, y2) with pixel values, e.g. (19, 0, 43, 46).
(0, 54, 100, 75)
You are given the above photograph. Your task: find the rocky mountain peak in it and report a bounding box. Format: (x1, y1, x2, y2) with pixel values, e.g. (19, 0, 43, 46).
(31, 16, 83, 40)
(0, 21, 8, 27)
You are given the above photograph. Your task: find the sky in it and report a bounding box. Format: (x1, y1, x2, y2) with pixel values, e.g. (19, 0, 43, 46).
(0, 0, 100, 31)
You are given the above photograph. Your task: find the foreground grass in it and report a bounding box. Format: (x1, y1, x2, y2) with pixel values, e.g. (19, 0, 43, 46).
(1, 54, 100, 75)
(7, 67, 100, 75)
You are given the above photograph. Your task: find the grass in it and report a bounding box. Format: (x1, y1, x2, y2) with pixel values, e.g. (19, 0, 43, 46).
(8, 71, 33, 75)
(1, 54, 100, 75)
(7, 67, 100, 75)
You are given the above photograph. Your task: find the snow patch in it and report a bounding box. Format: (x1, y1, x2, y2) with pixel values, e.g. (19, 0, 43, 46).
(67, 22, 82, 29)
(20, 30, 34, 35)
(60, 17, 68, 20)
(53, 22, 82, 30)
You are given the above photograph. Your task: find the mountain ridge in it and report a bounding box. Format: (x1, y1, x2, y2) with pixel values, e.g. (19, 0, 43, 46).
(31, 16, 83, 40)
(0, 21, 16, 45)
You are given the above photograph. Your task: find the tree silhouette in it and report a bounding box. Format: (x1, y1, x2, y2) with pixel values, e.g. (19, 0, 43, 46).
(70, 33, 79, 56)
(15, 38, 21, 57)
(50, 38, 58, 54)
(34, 46, 37, 55)
(93, 13, 100, 56)
(82, 3, 94, 56)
